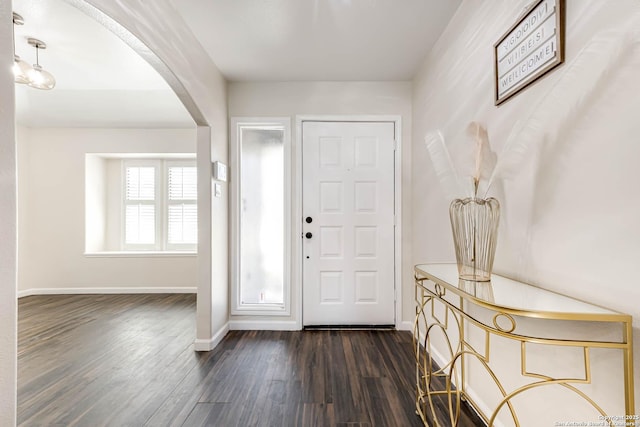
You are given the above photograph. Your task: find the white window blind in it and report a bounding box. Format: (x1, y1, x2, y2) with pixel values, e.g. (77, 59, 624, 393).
(167, 166, 198, 246)
(122, 160, 197, 251)
(125, 166, 156, 245)
(126, 166, 155, 200)
(168, 166, 197, 200)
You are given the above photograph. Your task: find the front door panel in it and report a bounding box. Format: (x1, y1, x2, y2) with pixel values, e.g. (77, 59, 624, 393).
(302, 121, 395, 325)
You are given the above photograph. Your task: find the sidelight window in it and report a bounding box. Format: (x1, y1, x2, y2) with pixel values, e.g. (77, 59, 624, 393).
(231, 118, 291, 315)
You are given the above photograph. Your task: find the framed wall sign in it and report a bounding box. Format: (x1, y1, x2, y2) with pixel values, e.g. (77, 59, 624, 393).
(494, 0, 565, 105)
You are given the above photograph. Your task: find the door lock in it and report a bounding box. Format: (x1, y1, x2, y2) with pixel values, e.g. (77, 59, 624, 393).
(305, 216, 313, 223)
(305, 232, 313, 239)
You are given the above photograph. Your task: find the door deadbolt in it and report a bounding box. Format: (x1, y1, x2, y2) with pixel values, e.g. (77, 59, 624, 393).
(305, 216, 313, 223)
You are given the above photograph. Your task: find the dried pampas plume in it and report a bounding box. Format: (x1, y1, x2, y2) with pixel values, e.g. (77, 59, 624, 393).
(424, 122, 496, 199)
(466, 121, 497, 198)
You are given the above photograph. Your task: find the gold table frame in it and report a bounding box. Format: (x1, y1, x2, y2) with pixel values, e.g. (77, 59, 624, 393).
(413, 263, 635, 426)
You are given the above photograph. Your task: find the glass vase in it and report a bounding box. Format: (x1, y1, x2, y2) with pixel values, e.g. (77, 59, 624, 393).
(449, 197, 500, 282)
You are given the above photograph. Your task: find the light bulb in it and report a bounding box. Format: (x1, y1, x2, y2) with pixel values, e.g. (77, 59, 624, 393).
(27, 64, 56, 90)
(13, 55, 32, 84)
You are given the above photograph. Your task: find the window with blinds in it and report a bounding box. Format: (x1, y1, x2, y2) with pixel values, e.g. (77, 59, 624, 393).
(125, 166, 157, 246)
(167, 165, 197, 248)
(122, 160, 197, 251)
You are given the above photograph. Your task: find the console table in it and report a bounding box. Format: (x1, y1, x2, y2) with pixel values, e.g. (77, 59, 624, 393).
(414, 263, 635, 426)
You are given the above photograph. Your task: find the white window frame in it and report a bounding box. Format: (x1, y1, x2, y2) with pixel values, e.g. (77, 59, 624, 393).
(121, 159, 197, 252)
(230, 117, 291, 316)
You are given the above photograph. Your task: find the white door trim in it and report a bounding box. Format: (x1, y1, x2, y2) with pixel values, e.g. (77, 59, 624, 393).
(294, 115, 402, 329)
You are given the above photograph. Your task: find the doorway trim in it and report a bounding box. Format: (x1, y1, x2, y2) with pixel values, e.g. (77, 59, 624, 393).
(294, 115, 403, 329)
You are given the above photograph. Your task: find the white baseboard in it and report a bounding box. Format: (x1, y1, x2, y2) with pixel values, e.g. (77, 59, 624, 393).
(229, 319, 300, 331)
(398, 320, 413, 331)
(194, 322, 230, 352)
(413, 320, 498, 426)
(464, 385, 504, 427)
(17, 287, 197, 298)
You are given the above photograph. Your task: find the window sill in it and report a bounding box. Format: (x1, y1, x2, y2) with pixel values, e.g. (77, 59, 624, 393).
(84, 251, 197, 258)
(231, 305, 289, 316)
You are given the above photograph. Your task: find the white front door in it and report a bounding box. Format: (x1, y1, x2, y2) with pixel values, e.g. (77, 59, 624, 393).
(302, 121, 395, 326)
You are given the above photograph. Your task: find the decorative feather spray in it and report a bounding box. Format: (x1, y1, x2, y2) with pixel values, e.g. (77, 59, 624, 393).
(424, 130, 462, 200)
(467, 121, 496, 198)
(424, 122, 495, 200)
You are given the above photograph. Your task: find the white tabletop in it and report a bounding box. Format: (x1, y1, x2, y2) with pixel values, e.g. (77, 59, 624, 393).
(415, 263, 625, 319)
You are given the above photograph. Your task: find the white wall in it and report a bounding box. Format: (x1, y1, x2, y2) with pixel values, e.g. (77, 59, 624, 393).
(0, 3, 17, 424)
(17, 127, 198, 293)
(228, 81, 413, 326)
(413, 0, 640, 422)
(84, 153, 106, 253)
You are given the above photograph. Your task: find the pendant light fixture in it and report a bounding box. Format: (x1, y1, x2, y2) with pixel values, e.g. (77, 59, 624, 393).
(26, 38, 56, 90)
(12, 12, 32, 84)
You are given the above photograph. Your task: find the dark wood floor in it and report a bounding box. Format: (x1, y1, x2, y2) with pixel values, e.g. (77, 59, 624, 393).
(18, 294, 484, 426)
